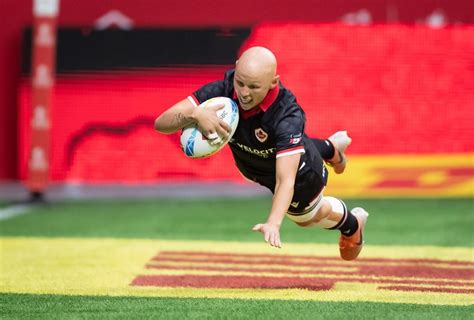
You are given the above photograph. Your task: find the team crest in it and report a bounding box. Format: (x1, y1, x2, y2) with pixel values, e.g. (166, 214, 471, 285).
(255, 128, 268, 142)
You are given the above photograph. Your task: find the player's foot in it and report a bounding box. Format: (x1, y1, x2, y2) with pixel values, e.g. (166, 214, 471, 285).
(326, 131, 352, 174)
(339, 207, 368, 261)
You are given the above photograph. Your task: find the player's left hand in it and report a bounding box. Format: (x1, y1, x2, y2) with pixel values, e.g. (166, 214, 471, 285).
(252, 223, 282, 248)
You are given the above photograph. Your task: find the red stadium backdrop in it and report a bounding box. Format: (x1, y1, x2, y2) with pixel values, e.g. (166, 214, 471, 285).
(18, 23, 474, 183)
(2, 0, 474, 181)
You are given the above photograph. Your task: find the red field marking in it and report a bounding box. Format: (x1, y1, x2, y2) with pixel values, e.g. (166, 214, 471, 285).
(379, 285, 474, 294)
(132, 275, 335, 291)
(132, 275, 474, 294)
(146, 259, 473, 279)
(144, 264, 474, 287)
(131, 251, 474, 294)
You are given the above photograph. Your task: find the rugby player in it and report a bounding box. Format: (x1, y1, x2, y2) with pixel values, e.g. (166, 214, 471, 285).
(155, 46, 368, 260)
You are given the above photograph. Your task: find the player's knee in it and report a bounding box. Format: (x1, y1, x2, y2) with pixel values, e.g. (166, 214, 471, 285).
(316, 199, 332, 219)
(287, 195, 346, 228)
(309, 196, 345, 229)
(323, 196, 346, 216)
(295, 220, 312, 227)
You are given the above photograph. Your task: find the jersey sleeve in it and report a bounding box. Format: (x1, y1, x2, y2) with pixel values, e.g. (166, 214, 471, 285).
(189, 80, 226, 106)
(274, 109, 306, 158)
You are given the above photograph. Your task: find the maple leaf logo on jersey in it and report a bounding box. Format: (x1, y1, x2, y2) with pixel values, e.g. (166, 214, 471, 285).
(289, 133, 302, 144)
(255, 128, 268, 143)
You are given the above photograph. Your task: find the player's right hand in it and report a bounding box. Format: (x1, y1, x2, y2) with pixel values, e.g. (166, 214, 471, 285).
(192, 103, 231, 143)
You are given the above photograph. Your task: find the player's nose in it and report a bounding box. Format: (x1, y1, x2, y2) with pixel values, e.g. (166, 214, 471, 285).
(240, 87, 250, 97)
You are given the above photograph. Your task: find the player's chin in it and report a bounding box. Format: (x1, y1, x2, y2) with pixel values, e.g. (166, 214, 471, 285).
(239, 102, 257, 110)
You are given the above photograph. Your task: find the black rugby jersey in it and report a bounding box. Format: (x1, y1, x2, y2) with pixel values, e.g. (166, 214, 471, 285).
(190, 70, 328, 212)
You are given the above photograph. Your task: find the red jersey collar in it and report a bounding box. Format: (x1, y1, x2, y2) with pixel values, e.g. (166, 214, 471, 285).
(233, 85, 280, 119)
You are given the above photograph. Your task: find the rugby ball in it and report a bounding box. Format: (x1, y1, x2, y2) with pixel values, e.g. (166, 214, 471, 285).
(180, 97, 239, 158)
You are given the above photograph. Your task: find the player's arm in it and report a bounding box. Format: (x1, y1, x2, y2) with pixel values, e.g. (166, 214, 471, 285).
(154, 98, 196, 134)
(154, 98, 230, 138)
(252, 153, 301, 248)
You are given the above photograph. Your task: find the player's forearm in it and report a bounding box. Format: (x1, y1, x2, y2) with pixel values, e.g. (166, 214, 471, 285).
(154, 98, 197, 134)
(154, 110, 194, 133)
(267, 180, 294, 226)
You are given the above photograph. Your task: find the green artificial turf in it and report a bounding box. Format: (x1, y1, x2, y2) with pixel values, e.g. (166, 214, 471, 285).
(1, 294, 472, 320)
(1, 198, 472, 319)
(0, 198, 472, 246)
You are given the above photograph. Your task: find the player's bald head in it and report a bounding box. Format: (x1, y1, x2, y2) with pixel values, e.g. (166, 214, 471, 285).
(233, 47, 279, 110)
(235, 46, 277, 81)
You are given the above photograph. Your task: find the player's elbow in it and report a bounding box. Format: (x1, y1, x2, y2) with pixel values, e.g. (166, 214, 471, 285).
(154, 117, 163, 132)
(154, 116, 172, 134)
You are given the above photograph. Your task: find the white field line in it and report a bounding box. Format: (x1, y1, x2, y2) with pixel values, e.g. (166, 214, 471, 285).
(0, 204, 33, 221)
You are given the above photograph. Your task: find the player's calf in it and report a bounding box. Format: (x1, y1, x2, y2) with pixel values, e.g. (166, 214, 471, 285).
(286, 196, 368, 260)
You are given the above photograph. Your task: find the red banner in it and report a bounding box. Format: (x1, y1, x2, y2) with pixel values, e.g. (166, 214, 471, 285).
(18, 24, 474, 184)
(3, 0, 474, 180)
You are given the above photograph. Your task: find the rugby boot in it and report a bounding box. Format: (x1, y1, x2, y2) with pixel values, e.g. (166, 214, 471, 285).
(339, 207, 369, 261)
(326, 131, 352, 174)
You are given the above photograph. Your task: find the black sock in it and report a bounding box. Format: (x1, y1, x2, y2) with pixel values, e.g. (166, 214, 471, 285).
(328, 205, 359, 237)
(311, 138, 335, 160)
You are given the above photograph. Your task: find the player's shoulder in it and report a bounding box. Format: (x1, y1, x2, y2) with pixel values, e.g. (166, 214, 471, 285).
(224, 69, 236, 81)
(272, 85, 304, 117)
(194, 69, 235, 101)
(279, 85, 299, 106)
(260, 87, 305, 133)
(221, 69, 236, 93)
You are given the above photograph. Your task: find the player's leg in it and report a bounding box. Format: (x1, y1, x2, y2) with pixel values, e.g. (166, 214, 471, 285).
(311, 131, 352, 174)
(286, 195, 368, 261)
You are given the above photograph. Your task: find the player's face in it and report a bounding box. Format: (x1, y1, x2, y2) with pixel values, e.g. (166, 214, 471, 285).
(233, 70, 275, 110)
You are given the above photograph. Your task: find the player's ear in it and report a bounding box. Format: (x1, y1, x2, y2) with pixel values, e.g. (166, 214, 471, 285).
(270, 74, 280, 89)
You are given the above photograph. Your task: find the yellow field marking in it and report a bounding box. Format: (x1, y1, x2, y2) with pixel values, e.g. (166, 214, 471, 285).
(0, 237, 472, 305)
(329, 282, 473, 305)
(325, 153, 474, 197)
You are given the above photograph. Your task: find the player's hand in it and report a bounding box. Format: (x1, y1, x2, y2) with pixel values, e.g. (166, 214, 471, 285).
(192, 103, 231, 144)
(252, 223, 282, 248)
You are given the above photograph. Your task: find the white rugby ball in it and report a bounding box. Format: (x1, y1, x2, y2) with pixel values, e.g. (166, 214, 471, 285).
(180, 97, 239, 158)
